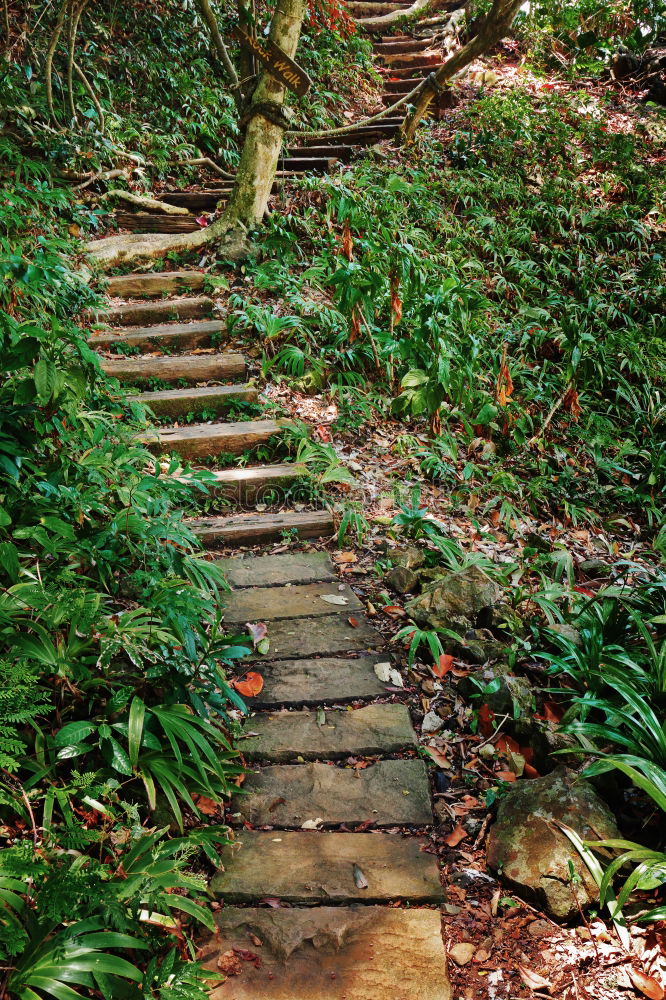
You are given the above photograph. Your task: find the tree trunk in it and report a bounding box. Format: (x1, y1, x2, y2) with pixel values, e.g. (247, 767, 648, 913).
(355, 0, 457, 32)
(400, 0, 522, 141)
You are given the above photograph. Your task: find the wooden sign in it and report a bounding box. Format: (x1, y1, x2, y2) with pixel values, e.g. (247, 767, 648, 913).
(234, 27, 311, 97)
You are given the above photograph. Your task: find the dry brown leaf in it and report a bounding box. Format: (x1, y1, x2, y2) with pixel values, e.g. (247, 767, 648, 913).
(444, 823, 469, 847)
(518, 965, 552, 992)
(628, 968, 665, 1000)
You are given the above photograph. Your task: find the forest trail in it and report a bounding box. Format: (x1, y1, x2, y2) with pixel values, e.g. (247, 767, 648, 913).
(86, 22, 456, 998)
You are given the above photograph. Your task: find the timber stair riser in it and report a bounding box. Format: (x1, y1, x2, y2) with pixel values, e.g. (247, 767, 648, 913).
(141, 418, 287, 459)
(177, 463, 308, 505)
(105, 271, 206, 298)
(136, 384, 258, 418)
(191, 509, 334, 545)
(94, 295, 214, 327)
(101, 352, 246, 384)
(89, 319, 226, 352)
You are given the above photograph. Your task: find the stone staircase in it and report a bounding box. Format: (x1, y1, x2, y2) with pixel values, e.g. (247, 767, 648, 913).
(196, 550, 451, 999)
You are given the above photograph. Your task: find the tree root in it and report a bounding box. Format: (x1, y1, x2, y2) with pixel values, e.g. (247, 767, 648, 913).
(355, 0, 458, 32)
(101, 190, 190, 215)
(85, 216, 250, 270)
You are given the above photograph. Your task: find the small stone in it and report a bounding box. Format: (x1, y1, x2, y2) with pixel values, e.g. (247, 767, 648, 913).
(448, 942, 476, 966)
(422, 710, 445, 734)
(406, 565, 502, 635)
(391, 546, 425, 571)
(386, 565, 419, 594)
(527, 919, 553, 938)
(576, 926, 592, 940)
(579, 558, 609, 577)
(547, 623, 583, 648)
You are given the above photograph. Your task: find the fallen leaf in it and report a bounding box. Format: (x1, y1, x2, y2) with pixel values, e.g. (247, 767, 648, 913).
(352, 863, 369, 889)
(246, 622, 267, 648)
(523, 762, 540, 778)
(518, 965, 552, 992)
(478, 703, 495, 737)
(628, 968, 665, 1000)
(423, 745, 450, 768)
(195, 215, 210, 227)
(383, 604, 405, 618)
(232, 671, 264, 697)
(192, 794, 219, 816)
(301, 817, 324, 829)
(320, 594, 349, 606)
(316, 708, 326, 727)
(495, 734, 520, 755)
(432, 653, 454, 678)
(374, 661, 403, 687)
(348, 616, 359, 627)
(314, 424, 331, 442)
(335, 551, 357, 563)
(217, 951, 242, 976)
(268, 797, 286, 812)
(444, 823, 469, 847)
(495, 770, 517, 782)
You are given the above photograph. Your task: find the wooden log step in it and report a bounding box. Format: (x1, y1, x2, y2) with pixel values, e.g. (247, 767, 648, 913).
(246, 654, 395, 707)
(210, 831, 442, 902)
(135, 384, 258, 418)
(380, 62, 444, 76)
(99, 295, 214, 328)
(276, 156, 338, 172)
(347, 1, 412, 12)
(89, 319, 226, 353)
(286, 144, 353, 160)
(190, 509, 333, 546)
(143, 418, 286, 459)
(244, 613, 383, 661)
(385, 77, 424, 92)
(380, 33, 412, 40)
(184, 463, 308, 505)
(234, 759, 433, 827)
(159, 191, 227, 211)
(101, 352, 245, 384)
(222, 580, 362, 624)
(199, 907, 451, 1000)
(214, 551, 335, 588)
(375, 39, 433, 54)
(379, 50, 442, 68)
(105, 270, 206, 299)
(240, 703, 416, 762)
(383, 92, 416, 106)
(114, 212, 206, 234)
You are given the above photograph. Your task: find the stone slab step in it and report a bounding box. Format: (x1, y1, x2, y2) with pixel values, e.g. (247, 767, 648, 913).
(241, 703, 416, 761)
(222, 580, 362, 624)
(234, 759, 433, 827)
(200, 906, 451, 1000)
(106, 270, 206, 298)
(100, 295, 214, 327)
(214, 551, 336, 588)
(89, 319, 226, 352)
(144, 418, 285, 459)
(185, 463, 308, 505)
(210, 831, 442, 902)
(100, 352, 245, 384)
(244, 613, 383, 661)
(248, 655, 394, 707)
(190, 509, 334, 546)
(136, 384, 258, 418)
(115, 212, 205, 234)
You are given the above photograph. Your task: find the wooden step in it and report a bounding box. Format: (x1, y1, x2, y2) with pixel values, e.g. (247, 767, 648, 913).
(187, 463, 308, 505)
(135, 384, 258, 418)
(210, 831, 442, 902)
(213, 551, 336, 588)
(159, 191, 228, 211)
(221, 580, 363, 624)
(106, 270, 206, 299)
(240, 703, 417, 761)
(89, 319, 226, 352)
(348, 1, 412, 12)
(276, 156, 338, 172)
(375, 39, 432, 54)
(380, 62, 444, 77)
(114, 212, 207, 233)
(286, 144, 353, 160)
(99, 295, 214, 327)
(380, 51, 442, 68)
(143, 418, 286, 459)
(385, 77, 424, 92)
(101, 352, 245, 384)
(190, 509, 333, 545)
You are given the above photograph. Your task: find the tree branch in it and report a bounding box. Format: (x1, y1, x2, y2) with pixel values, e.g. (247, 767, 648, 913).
(193, 0, 244, 110)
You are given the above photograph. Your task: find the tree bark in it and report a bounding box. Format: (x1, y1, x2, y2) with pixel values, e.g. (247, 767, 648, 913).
(400, 0, 522, 141)
(356, 0, 458, 32)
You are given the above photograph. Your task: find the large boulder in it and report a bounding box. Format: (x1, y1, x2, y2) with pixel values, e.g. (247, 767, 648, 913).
(406, 565, 501, 635)
(486, 767, 621, 920)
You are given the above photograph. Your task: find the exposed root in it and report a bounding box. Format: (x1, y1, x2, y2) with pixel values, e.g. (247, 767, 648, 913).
(85, 217, 250, 270)
(101, 190, 190, 215)
(355, 0, 457, 32)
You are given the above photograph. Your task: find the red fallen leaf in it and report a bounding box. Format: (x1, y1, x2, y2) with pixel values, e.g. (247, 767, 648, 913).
(259, 897, 282, 908)
(192, 794, 219, 816)
(246, 622, 268, 648)
(535, 699, 564, 724)
(628, 967, 665, 1000)
(574, 585, 595, 598)
(518, 964, 552, 992)
(495, 733, 520, 754)
(424, 745, 450, 768)
(348, 616, 359, 627)
(233, 948, 261, 968)
(520, 744, 535, 764)
(444, 823, 469, 847)
(495, 770, 517, 782)
(383, 605, 405, 618)
(451, 666, 470, 677)
(232, 671, 264, 697)
(523, 762, 540, 779)
(195, 215, 209, 227)
(432, 653, 454, 678)
(563, 384, 581, 420)
(314, 424, 332, 443)
(477, 703, 495, 737)
(341, 219, 353, 261)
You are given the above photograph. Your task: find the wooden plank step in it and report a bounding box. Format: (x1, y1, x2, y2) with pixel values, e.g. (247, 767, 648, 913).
(248, 655, 394, 706)
(375, 39, 432, 54)
(222, 580, 362, 623)
(380, 62, 444, 76)
(380, 51, 442, 68)
(89, 319, 226, 352)
(348, 1, 412, 12)
(114, 212, 206, 234)
(136, 384, 258, 418)
(276, 156, 338, 172)
(214, 551, 336, 588)
(190, 509, 333, 546)
(286, 144, 353, 159)
(144, 418, 285, 459)
(99, 296, 214, 328)
(234, 759, 433, 827)
(383, 92, 416, 106)
(385, 77, 424, 92)
(159, 191, 227, 211)
(241, 703, 417, 762)
(199, 907, 451, 1000)
(244, 613, 383, 661)
(101, 352, 245, 384)
(185, 463, 308, 505)
(210, 831, 442, 902)
(106, 270, 206, 298)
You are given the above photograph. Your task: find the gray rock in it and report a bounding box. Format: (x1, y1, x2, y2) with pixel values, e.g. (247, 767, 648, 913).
(421, 710, 445, 734)
(392, 546, 425, 571)
(386, 565, 419, 594)
(547, 623, 583, 648)
(458, 661, 533, 717)
(406, 565, 501, 634)
(486, 767, 621, 920)
(478, 602, 526, 640)
(524, 531, 552, 552)
(578, 559, 609, 578)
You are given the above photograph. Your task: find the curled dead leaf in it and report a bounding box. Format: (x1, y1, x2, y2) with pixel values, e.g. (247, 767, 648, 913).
(518, 965, 552, 992)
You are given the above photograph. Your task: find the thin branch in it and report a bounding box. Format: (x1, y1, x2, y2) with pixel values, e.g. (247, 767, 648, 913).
(193, 0, 244, 110)
(73, 59, 105, 133)
(45, 0, 69, 120)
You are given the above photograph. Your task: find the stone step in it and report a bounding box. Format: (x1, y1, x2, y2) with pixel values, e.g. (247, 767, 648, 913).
(234, 759, 433, 827)
(287, 143, 353, 160)
(106, 270, 206, 298)
(143, 418, 286, 459)
(214, 551, 336, 588)
(186, 463, 308, 505)
(247, 655, 394, 707)
(100, 352, 245, 384)
(135, 384, 258, 418)
(244, 613, 383, 661)
(99, 295, 214, 328)
(222, 580, 363, 623)
(210, 830, 442, 902)
(190, 509, 334, 546)
(241, 703, 416, 761)
(200, 907, 451, 1000)
(115, 212, 207, 233)
(89, 319, 226, 352)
